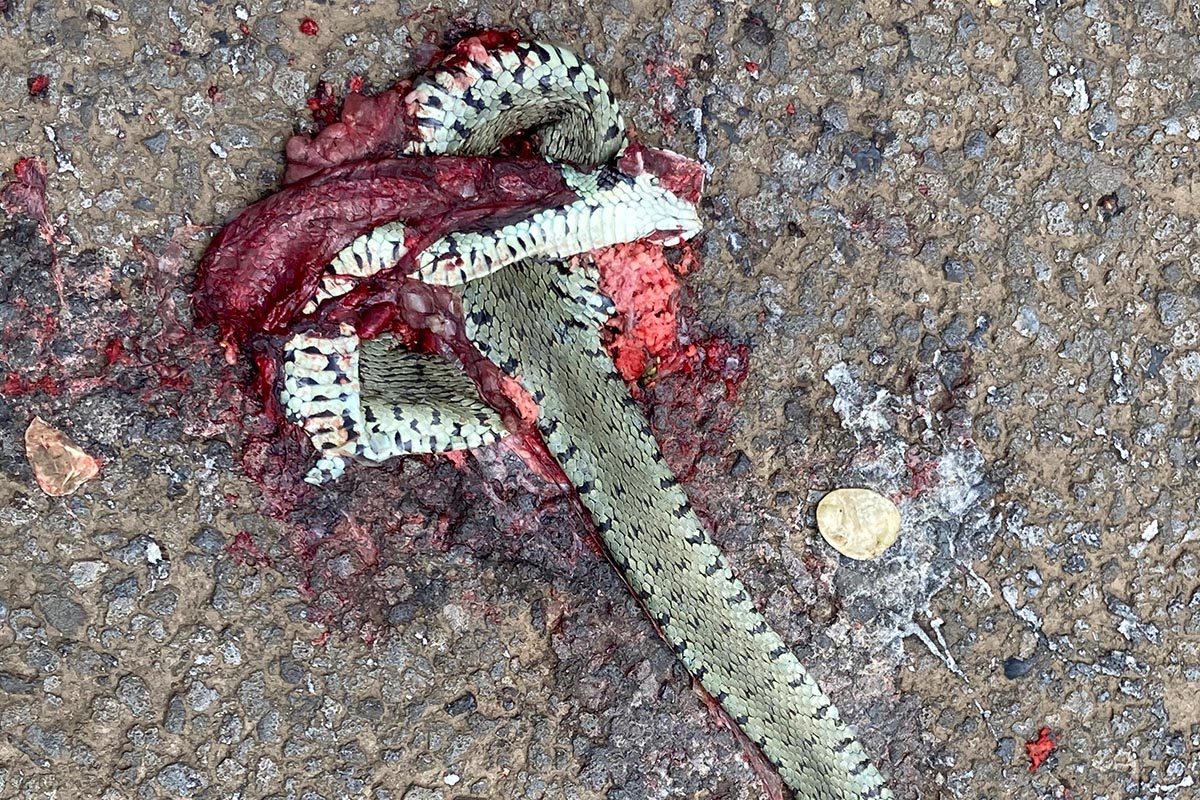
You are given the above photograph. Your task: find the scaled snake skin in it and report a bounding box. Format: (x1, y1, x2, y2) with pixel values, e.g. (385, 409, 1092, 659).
(280, 38, 893, 799)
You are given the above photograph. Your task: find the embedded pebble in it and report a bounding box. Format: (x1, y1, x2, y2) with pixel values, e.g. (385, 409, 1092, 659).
(816, 488, 901, 560)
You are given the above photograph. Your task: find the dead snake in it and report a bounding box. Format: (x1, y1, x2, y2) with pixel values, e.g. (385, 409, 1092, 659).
(280, 37, 893, 799)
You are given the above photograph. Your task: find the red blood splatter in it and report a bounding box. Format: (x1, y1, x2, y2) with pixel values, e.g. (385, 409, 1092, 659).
(1026, 727, 1055, 772)
(305, 80, 341, 127)
(744, 61, 760, 77)
(1, 157, 50, 226)
(28, 74, 49, 96)
(193, 30, 741, 639)
(785, 102, 795, 115)
(103, 337, 129, 365)
(642, 59, 688, 90)
(2, 156, 63, 290)
(226, 530, 272, 567)
(299, 17, 319, 36)
(896, 444, 940, 500)
(207, 85, 223, 102)
(238, 22, 249, 35)
(348, 75, 364, 94)
(194, 157, 578, 346)
(2, 372, 62, 397)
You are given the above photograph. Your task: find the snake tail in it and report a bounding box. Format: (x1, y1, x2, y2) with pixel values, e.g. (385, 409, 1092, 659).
(461, 259, 893, 800)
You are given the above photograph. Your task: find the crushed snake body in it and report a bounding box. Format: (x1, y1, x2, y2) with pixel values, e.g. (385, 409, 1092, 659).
(269, 35, 892, 799)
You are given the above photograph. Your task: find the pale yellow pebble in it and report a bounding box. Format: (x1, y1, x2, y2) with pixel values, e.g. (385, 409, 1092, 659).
(816, 488, 901, 560)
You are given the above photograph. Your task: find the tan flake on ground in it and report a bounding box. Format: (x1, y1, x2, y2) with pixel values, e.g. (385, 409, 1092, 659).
(24, 416, 101, 497)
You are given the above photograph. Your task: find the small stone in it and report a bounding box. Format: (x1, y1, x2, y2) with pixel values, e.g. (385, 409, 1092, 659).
(963, 129, 988, 159)
(1012, 306, 1040, 338)
(444, 692, 477, 716)
(116, 675, 151, 717)
(164, 692, 186, 734)
(69, 560, 108, 587)
(157, 763, 208, 796)
(816, 488, 901, 560)
(1003, 655, 1036, 679)
(942, 257, 970, 283)
(278, 656, 304, 684)
(38, 594, 86, 634)
(190, 527, 225, 554)
(142, 131, 169, 154)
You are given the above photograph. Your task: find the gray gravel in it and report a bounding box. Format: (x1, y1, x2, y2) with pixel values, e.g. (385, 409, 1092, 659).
(2, 0, 1200, 798)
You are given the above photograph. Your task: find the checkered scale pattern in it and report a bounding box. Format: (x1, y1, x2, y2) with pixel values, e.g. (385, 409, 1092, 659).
(461, 260, 893, 800)
(276, 35, 893, 799)
(403, 39, 626, 165)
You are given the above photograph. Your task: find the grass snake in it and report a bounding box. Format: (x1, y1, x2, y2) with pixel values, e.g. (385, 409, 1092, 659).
(269, 33, 893, 799)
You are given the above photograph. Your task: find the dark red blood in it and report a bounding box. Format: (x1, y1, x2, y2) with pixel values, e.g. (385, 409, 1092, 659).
(104, 337, 129, 365)
(1026, 727, 1055, 772)
(2, 157, 61, 277)
(1, 157, 50, 227)
(194, 156, 578, 347)
(305, 80, 340, 128)
(618, 142, 704, 204)
(28, 74, 49, 96)
(193, 30, 743, 643)
(299, 17, 319, 36)
(2, 371, 61, 397)
(226, 530, 272, 567)
(285, 84, 413, 182)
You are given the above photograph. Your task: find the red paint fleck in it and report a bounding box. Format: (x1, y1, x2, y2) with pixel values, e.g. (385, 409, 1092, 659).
(227, 530, 272, 567)
(28, 74, 49, 96)
(744, 60, 760, 77)
(299, 17, 319, 36)
(1026, 727, 1055, 772)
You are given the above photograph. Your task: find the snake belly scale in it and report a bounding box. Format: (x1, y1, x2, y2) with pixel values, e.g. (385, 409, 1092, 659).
(279, 35, 893, 799)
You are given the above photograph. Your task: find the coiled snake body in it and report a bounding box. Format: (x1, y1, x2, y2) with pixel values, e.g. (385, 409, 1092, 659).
(276, 36, 892, 799)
